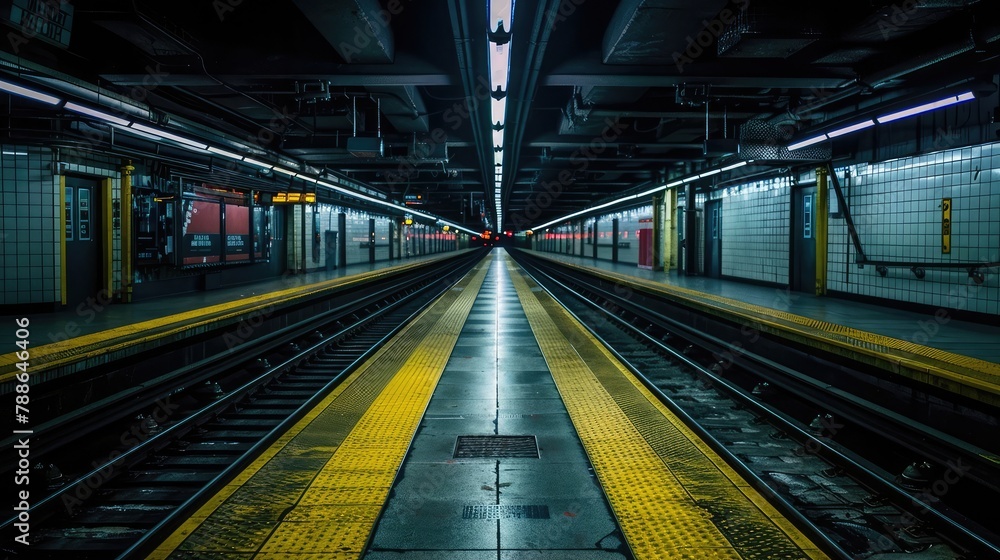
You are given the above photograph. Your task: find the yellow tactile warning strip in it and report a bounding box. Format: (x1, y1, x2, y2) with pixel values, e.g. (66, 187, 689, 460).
(537, 254, 1000, 406)
(0, 252, 472, 384)
(507, 255, 828, 560)
(147, 255, 491, 560)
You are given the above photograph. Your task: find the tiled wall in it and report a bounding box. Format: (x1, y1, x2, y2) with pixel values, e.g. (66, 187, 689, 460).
(829, 143, 1000, 315)
(715, 177, 791, 284)
(0, 146, 60, 305)
(1, 149, 131, 307)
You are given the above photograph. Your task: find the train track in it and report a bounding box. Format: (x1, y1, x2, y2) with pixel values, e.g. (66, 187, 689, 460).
(513, 250, 1000, 560)
(0, 252, 483, 559)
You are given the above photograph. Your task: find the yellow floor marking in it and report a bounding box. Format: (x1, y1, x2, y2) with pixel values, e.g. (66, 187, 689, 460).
(507, 255, 828, 560)
(147, 255, 491, 560)
(534, 253, 1000, 403)
(0, 252, 473, 383)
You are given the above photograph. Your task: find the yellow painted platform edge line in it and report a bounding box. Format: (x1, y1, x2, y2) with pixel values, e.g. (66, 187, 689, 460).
(255, 260, 491, 556)
(534, 254, 1000, 385)
(508, 259, 830, 560)
(147, 255, 491, 559)
(0, 251, 475, 380)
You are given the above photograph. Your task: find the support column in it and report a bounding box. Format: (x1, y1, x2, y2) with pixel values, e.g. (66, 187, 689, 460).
(612, 218, 620, 263)
(389, 221, 395, 260)
(578, 220, 585, 256)
(815, 167, 829, 295)
(652, 195, 662, 270)
(592, 222, 598, 259)
(684, 183, 698, 275)
(338, 212, 347, 269)
(120, 161, 134, 302)
(668, 188, 678, 271)
(300, 203, 307, 273)
(369, 218, 376, 263)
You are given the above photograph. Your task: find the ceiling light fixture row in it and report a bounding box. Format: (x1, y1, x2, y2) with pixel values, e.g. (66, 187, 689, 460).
(0, 77, 479, 236)
(489, 0, 514, 230)
(531, 160, 750, 232)
(787, 91, 976, 151)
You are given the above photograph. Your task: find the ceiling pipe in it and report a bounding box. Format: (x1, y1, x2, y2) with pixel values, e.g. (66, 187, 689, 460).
(767, 21, 1000, 128)
(503, 0, 563, 229)
(447, 0, 491, 228)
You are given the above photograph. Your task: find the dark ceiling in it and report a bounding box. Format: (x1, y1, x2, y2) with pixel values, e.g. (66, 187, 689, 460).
(3, 0, 999, 231)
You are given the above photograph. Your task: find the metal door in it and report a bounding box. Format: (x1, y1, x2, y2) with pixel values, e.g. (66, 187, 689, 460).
(704, 200, 722, 278)
(792, 186, 817, 292)
(65, 176, 103, 309)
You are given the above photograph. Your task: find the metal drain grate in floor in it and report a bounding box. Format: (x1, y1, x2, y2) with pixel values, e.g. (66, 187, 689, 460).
(454, 435, 539, 458)
(462, 504, 550, 519)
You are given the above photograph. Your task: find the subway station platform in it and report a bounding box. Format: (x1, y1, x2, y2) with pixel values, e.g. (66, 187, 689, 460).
(0, 251, 475, 385)
(522, 250, 1000, 406)
(148, 250, 827, 559)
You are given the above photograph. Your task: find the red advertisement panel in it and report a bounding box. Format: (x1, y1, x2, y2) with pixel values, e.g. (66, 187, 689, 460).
(225, 204, 251, 262)
(181, 198, 222, 266)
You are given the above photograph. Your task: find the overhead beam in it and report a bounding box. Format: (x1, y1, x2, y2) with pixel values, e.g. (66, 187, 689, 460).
(545, 52, 852, 88)
(100, 71, 452, 88)
(291, 0, 394, 63)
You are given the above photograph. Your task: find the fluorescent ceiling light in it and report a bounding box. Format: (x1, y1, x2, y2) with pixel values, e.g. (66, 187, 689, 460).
(827, 119, 875, 138)
(787, 134, 828, 151)
(876, 91, 975, 124)
(494, 152, 503, 166)
(491, 97, 507, 127)
(242, 157, 273, 170)
(493, 129, 504, 147)
(207, 146, 242, 159)
(64, 102, 131, 126)
(489, 0, 513, 33)
(0, 78, 60, 105)
(272, 166, 298, 177)
(489, 42, 510, 93)
(130, 122, 207, 148)
(636, 186, 667, 198)
(720, 161, 747, 172)
(698, 168, 721, 178)
(666, 180, 685, 188)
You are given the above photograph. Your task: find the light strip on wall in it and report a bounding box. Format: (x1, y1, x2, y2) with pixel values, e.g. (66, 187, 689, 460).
(64, 102, 132, 127)
(14, 75, 479, 238)
(0, 78, 61, 105)
(242, 157, 274, 170)
(130, 122, 208, 149)
(787, 134, 829, 151)
(788, 92, 977, 151)
(827, 119, 875, 138)
(207, 146, 242, 159)
(875, 91, 975, 123)
(272, 166, 299, 177)
(531, 159, 754, 231)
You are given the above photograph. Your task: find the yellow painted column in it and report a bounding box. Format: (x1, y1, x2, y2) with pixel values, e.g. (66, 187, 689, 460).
(121, 161, 134, 302)
(59, 176, 67, 306)
(815, 167, 828, 296)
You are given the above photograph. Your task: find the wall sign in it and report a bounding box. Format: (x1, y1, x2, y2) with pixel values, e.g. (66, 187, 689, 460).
(941, 198, 951, 254)
(78, 188, 90, 241)
(803, 194, 813, 239)
(64, 186, 73, 240)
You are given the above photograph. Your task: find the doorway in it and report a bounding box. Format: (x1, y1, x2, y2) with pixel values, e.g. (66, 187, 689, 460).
(64, 176, 104, 309)
(792, 186, 817, 293)
(704, 200, 722, 278)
